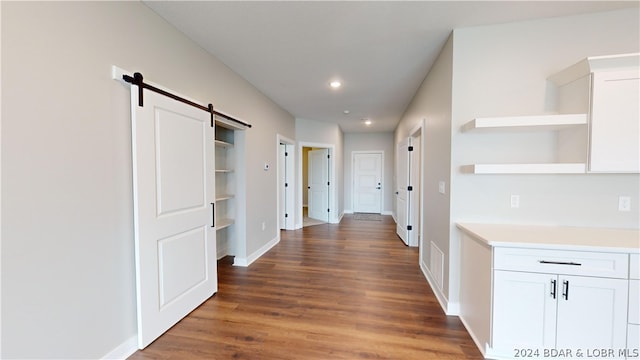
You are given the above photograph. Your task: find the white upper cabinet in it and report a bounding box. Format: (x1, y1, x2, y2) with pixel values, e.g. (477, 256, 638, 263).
(549, 53, 640, 173)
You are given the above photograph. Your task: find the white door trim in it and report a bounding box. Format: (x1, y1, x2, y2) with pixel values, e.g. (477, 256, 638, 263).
(352, 151, 384, 214)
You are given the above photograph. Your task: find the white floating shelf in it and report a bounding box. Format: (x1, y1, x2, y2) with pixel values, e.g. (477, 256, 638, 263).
(461, 163, 586, 174)
(215, 169, 234, 173)
(216, 218, 234, 230)
(462, 114, 587, 132)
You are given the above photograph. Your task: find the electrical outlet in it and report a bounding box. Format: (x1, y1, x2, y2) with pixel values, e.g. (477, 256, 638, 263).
(438, 181, 446, 194)
(618, 196, 631, 212)
(261, 221, 266, 231)
(510, 195, 520, 208)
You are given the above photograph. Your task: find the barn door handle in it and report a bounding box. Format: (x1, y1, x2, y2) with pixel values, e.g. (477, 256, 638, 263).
(211, 202, 215, 228)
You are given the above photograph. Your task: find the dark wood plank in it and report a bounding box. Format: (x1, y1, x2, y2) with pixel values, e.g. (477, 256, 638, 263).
(128, 215, 482, 359)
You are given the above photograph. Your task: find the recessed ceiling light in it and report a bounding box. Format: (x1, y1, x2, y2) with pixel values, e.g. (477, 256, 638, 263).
(330, 81, 342, 89)
(343, 110, 350, 114)
(364, 119, 372, 126)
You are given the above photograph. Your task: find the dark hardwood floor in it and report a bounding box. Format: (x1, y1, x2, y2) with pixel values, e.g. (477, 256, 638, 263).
(128, 215, 483, 359)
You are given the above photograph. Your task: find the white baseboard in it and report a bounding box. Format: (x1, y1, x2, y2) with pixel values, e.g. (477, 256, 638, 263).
(459, 313, 490, 359)
(233, 234, 280, 267)
(216, 246, 229, 260)
(102, 335, 137, 359)
(419, 261, 458, 316)
(345, 210, 393, 216)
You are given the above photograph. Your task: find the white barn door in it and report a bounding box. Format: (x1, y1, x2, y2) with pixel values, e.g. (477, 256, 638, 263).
(131, 89, 217, 349)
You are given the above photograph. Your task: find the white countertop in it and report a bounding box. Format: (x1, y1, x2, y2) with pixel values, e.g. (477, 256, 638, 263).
(457, 222, 640, 253)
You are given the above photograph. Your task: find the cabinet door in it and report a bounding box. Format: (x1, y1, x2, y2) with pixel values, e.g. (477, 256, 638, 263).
(556, 275, 628, 350)
(493, 271, 558, 353)
(589, 70, 640, 173)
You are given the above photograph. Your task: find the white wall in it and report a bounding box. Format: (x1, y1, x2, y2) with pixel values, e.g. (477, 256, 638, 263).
(344, 132, 395, 214)
(449, 9, 639, 308)
(1, 2, 294, 358)
(394, 8, 639, 314)
(296, 118, 344, 224)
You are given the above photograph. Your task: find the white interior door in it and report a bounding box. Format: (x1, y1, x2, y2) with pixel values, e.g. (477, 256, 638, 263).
(131, 89, 217, 349)
(308, 148, 329, 222)
(409, 134, 421, 247)
(396, 138, 411, 244)
(353, 152, 382, 213)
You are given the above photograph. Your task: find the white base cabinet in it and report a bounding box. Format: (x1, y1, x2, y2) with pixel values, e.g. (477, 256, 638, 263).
(556, 276, 628, 350)
(456, 223, 639, 360)
(492, 270, 629, 358)
(492, 271, 557, 355)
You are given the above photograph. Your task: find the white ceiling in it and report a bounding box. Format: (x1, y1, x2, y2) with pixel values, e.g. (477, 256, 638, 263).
(144, 1, 637, 133)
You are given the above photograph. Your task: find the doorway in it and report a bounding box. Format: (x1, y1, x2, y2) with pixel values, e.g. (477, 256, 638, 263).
(278, 135, 295, 231)
(299, 142, 334, 228)
(396, 122, 423, 247)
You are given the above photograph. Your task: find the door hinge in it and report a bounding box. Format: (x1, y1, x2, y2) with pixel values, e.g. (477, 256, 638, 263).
(407, 186, 413, 191)
(285, 213, 289, 218)
(285, 152, 288, 156)
(327, 181, 330, 186)
(285, 183, 288, 187)
(408, 146, 414, 151)
(327, 208, 330, 212)
(327, 154, 330, 159)
(407, 225, 412, 231)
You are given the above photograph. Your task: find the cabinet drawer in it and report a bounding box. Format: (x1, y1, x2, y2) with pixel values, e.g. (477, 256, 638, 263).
(631, 253, 639, 280)
(494, 247, 628, 278)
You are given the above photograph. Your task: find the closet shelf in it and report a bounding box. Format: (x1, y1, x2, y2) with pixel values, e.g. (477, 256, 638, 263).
(215, 139, 234, 148)
(216, 194, 234, 202)
(216, 218, 234, 230)
(215, 169, 234, 173)
(461, 114, 587, 132)
(461, 163, 586, 174)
